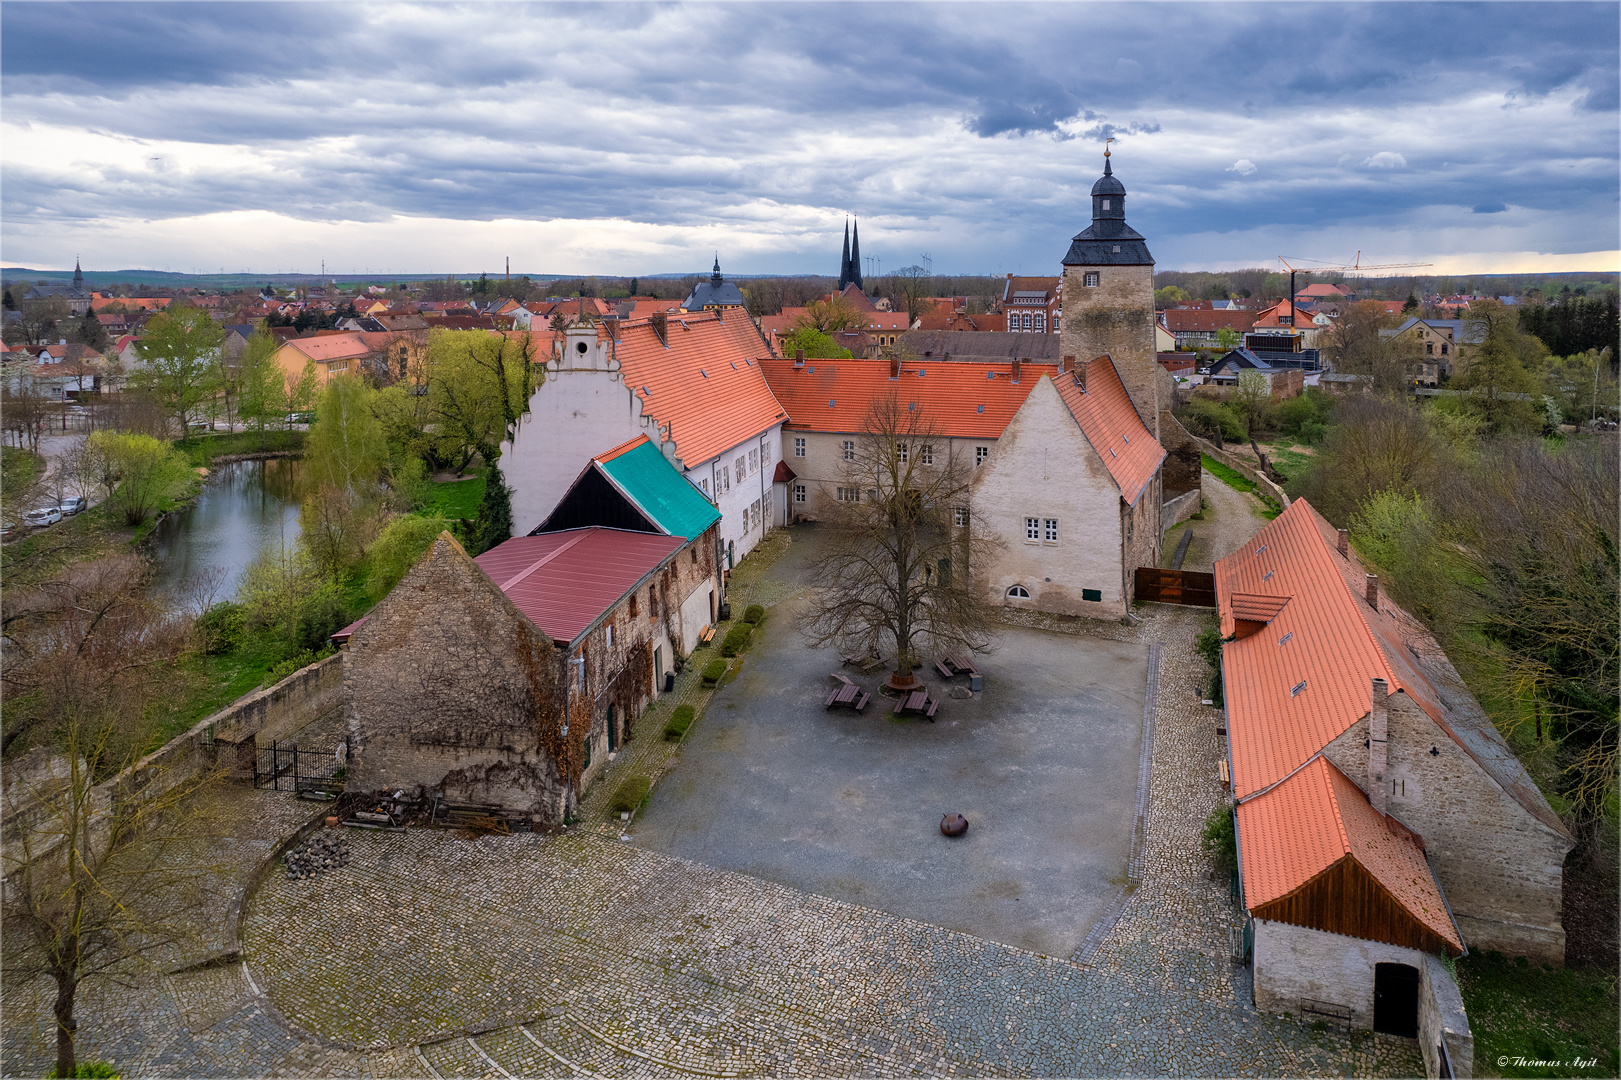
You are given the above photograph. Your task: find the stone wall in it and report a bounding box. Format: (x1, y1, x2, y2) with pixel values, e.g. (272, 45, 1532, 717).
(1161, 488, 1202, 533)
(1324, 690, 1571, 962)
(1193, 436, 1292, 511)
(344, 534, 571, 820)
(1252, 918, 1427, 1027)
(213, 651, 344, 752)
(1420, 954, 1474, 1078)
(1121, 471, 1162, 606)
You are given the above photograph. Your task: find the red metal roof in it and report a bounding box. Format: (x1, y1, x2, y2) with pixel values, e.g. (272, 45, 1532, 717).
(1163, 309, 1258, 333)
(473, 527, 684, 644)
(613, 308, 787, 467)
(758, 357, 1038, 438)
(1050, 356, 1165, 505)
(1238, 755, 1462, 950)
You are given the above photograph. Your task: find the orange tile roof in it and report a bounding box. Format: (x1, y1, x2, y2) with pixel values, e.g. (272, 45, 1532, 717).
(287, 333, 372, 362)
(1217, 498, 1568, 828)
(612, 308, 786, 468)
(1050, 356, 1165, 505)
(758, 357, 1039, 439)
(1238, 756, 1462, 950)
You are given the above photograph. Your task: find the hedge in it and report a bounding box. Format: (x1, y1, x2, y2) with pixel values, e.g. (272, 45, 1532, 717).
(720, 624, 751, 657)
(702, 658, 728, 685)
(608, 775, 652, 814)
(743, 603, 766, 625)
(663, 704, 696, 741)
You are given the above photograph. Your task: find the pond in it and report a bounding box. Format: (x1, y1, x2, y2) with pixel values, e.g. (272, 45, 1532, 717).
(150, 458, 304, 600)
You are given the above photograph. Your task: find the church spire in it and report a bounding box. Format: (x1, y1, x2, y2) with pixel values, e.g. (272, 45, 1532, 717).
(711, 253, 723, 283)
(839, 219, 852, 290)
(849, 218, 864, 290)
(73, 256, 83, 290)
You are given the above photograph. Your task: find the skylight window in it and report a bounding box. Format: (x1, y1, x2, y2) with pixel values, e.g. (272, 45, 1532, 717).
(828, 400, 835, 407)
(1109, 448, 1117, 458)
(918, 369, 926, 377)
(1255, 544, 1267, 554)
(1262, 570, 1274, 582)
(1278, 632, 1293, 646)
(986, 372, 995, 380)
(1123, 434, 1130, 443)
(700, 370, 708, 378)
(977, 405, 984, 413)
(1290, 680, 1308, 697)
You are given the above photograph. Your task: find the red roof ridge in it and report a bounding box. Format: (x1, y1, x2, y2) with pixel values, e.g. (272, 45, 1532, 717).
(595, 433, 650, 464)
(496, 530, 593, 592)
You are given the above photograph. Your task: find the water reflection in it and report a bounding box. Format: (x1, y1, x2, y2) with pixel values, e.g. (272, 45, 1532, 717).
(150, 459, 303, 600)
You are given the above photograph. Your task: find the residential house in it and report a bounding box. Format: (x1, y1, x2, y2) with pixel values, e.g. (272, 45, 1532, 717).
(1000, 276, 1062, 334)
(502, 307, 787, 576)
(1217, 500, 1572, 1060)
(914, 307, 1008, 333)
(758, 352, 1165, 617)
(271, 330, 426, 387)
(1162, 307, 1259, 350)
(1207, 349, 1307, 397)
(1380, 317, 1483, 379)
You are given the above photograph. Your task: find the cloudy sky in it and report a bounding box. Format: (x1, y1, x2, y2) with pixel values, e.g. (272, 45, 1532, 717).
(3, 2, 1617, 278)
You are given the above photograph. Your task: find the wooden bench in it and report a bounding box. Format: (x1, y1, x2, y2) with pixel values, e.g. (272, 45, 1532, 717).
(894, 690, 938, 722)
(697, 624, 716, 647)
(933, 659, 955, 679)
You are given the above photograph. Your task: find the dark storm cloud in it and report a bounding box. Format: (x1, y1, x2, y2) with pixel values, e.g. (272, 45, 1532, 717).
(2, 2, 1615, 271)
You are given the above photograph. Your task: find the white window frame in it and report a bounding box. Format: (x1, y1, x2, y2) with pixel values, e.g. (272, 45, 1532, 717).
(794, 437, 805, 458)
(794, 483, 806, 503)
(896, 442, 908, 464)
(1006, 584, 1030, 599)
(975, 445, 989, 466)
(920, 444, 933, 465)
(954, 507, 969, 527)
(1025, 517, 1040, 542)
(1084, 272, 1100, 288)
(749, 448, 759, 474)
(842, 440, 855, 461)
(1044, 518, 1059, 544)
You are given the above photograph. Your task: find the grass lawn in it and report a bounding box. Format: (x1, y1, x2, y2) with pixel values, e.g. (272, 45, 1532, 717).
(176, 429, 305, 468)
(1458, 952, 1619, 1078)
(419, 471, 485, 520)
(1201, 452, 1282, 519)
(1258, 441, 1315, 478)
(145, 636, 291, 751)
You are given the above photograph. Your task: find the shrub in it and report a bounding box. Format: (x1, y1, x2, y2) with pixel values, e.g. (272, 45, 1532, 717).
(1195, 626, 1224, 701)
(46, 1062, 119, 1079)
(742, 603, 765, 625)
(1201, 805, 1237, 873)
(196, 601, 245, 655)
(266, 645, 335, 686)
(608, 775, 651, 814)
(663, 704, 695, 741)
(720, 624, 750, 657)
(701, 658, 727, 685)
(1177, 398, 1246, 444)
(365, 514, 453, 600)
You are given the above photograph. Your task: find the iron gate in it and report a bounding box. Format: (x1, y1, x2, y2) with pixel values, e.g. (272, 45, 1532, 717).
(254, 736, 348, 797)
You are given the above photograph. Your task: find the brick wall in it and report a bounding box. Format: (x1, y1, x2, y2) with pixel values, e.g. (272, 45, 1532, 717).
(1324, 691, 1571, 962)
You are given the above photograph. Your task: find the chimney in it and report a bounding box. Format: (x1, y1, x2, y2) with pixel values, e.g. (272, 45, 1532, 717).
(1365, 573, 1379, 609)
(1011, 357, 1021, 383)
(794, 348, 805, 367)
(650, 312, 668, 347)
(1369, 677, 1390, 812)
(1059, 354, 1074, 374)
(1337, 528, 1349, 557)
(890, 353, 902, 379)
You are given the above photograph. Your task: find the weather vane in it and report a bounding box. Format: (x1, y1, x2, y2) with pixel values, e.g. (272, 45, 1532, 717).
(1104, 137, 1114, 158)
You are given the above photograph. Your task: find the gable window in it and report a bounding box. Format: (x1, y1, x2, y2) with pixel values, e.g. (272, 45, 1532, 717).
(975, 445, 989, 466)
(1084, 272, 1100, 288)
(794, 483, 806, 503)
(1440, 343, 1449, 356)
(605, 623, 614, 649)
(1044, 518, 1059, 543)
(842, 440, 855, 461)
(649, 587, 658, 619)
(1006, 584, 1030, 599)
(1426, 342, 1434, 355)
(629, 593, 639, 617)
(794, 437, 806, 458)
(1025, 517, 1041, 542)
(920, 444, 933, 465)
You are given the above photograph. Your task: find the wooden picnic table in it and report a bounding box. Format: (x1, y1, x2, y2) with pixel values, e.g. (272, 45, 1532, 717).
(841, 651, 885, 673)
(934, 654, 982, 681)
(824, 680, 870, 713)
(893, 689, 938, 722)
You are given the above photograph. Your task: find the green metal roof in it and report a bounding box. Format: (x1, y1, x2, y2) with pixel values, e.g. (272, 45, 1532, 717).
(596, 437, 720, 541)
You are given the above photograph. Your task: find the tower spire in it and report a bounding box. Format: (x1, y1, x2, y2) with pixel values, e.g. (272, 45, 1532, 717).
(839, 219, 852, 290)
(712, 253, 723, 283)
(850, 218, 863, 290)
(73, 256, 83, 290)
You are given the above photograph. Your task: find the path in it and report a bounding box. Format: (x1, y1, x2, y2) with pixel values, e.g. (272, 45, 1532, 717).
(1161, 469, 1271, 573)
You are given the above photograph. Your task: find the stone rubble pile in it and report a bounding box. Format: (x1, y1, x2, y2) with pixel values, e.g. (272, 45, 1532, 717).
(284, 831, 351, 879)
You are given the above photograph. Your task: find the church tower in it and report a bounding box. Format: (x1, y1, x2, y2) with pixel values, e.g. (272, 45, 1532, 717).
(838, 220, 852, 290)
(848, 219, 864, 290)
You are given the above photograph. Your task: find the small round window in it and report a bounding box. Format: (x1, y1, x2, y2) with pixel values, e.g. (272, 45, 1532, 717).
(1006, 584, 1030, 599)
(576, 341, 589, 355)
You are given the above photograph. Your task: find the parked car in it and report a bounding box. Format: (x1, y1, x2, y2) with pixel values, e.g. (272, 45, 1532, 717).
(59, 495, 87, 515)
(284, 411, 315, 424)
(25, 507, 63, 527)
(2, 521, 16, 540)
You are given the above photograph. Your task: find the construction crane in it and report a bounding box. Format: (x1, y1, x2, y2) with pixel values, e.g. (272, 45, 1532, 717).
(1277, 253, 1432, 326)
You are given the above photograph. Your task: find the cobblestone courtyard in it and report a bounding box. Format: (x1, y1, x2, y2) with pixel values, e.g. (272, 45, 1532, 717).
(2, 529, 1426, 1077)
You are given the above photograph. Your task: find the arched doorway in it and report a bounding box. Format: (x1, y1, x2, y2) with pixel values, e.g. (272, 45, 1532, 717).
(1373, 962, 1420, 1037)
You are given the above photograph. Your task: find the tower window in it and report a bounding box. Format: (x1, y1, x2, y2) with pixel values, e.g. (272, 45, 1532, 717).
(1101, 199, 1111, 209)
(1084, 272, 1100, 288)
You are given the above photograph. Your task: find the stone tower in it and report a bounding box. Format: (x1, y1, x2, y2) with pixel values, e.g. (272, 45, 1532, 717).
(1059, 150, 1201, 495)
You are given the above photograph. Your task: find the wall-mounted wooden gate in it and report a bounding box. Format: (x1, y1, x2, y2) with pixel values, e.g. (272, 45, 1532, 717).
(1135, 567, 1217, 607)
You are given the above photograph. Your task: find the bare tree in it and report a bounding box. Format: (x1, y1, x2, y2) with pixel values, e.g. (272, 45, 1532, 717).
(2, 368, 51, 453)
(799, 394, 1001, 689)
